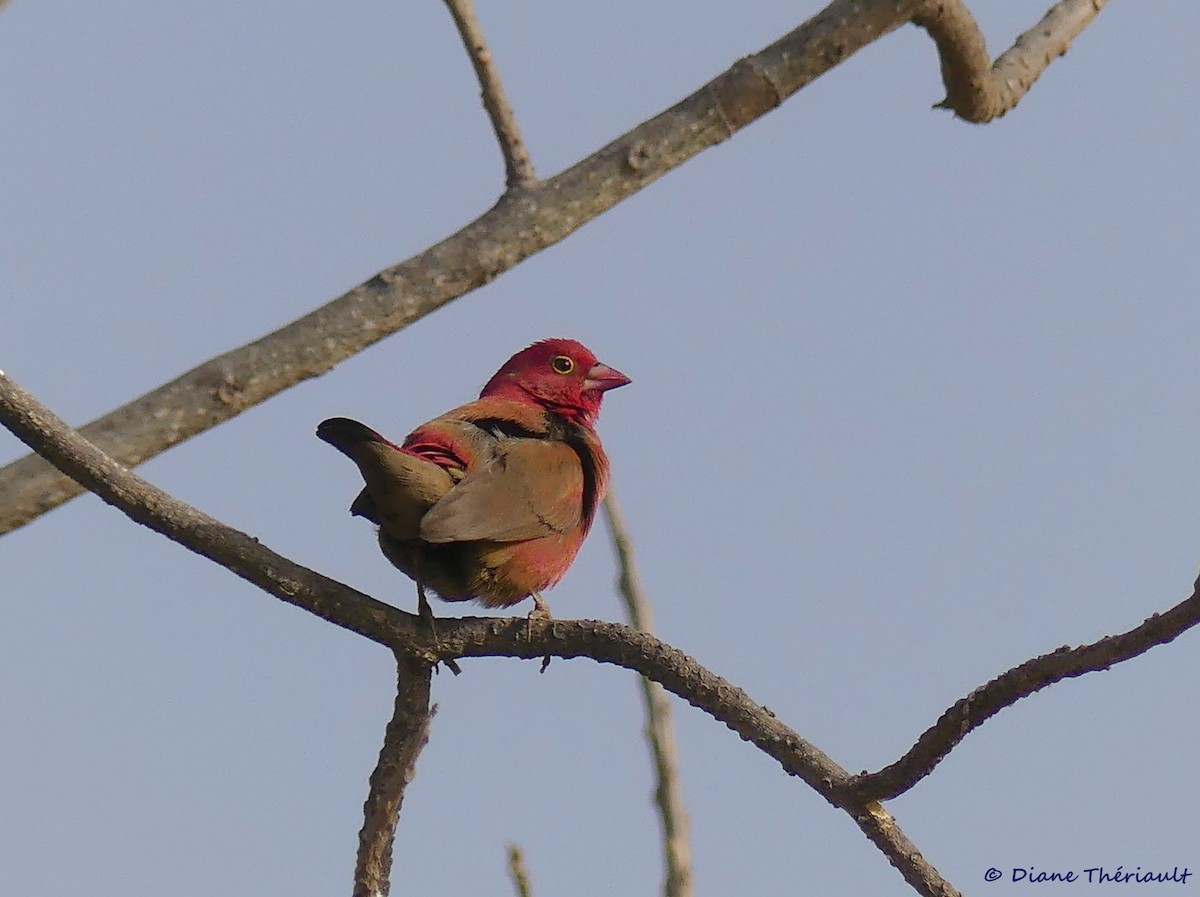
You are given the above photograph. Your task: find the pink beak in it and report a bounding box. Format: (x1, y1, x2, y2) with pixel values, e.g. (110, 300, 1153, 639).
(583, 362, 632, 393)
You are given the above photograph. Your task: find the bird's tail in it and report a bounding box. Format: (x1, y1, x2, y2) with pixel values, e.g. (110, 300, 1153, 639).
(317, 416, 457, 538)
(316, 417, 395, 458)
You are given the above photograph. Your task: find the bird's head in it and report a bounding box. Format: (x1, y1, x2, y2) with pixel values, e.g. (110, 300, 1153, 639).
(480, 338, 630, 427)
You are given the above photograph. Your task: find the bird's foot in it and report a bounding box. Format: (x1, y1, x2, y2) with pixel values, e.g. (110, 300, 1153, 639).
(525, 592, 552, 638)
(527, 592, 553, 671)
(418, 583, 461, 676)
(417, 584, 439, 639)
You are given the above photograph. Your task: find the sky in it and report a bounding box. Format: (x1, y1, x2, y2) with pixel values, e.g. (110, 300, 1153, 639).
(2, 2, 1199, 895)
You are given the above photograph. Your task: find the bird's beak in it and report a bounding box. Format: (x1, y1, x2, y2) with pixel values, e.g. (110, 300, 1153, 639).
(583, 362, 632, 393)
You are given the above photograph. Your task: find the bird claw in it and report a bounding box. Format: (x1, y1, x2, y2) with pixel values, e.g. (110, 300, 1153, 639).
(418, 583, 462, 675)
(417, 582, 438, 638)
(527, 592, 553, 671)
(525, 592, 552, 639)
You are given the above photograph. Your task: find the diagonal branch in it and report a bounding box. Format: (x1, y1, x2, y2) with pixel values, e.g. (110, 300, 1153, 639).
(6, 364, 1197, 895)
(0, 371, 427, 649)
(0, 370, 848, 788)
(849, 582, 1200, 801)
(918, 0, 1109, 123)
(0, 0, 1110, 537)
(0, 368, 958, 897)
(0, 0, 928, 538)
(851, 801, 962, 897)
(354, 657, 436, 897)
(442, 0, 536, 188)
(604, 493, 692, 897)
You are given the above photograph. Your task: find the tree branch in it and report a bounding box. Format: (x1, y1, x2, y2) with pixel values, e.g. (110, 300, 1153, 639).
(850, 581, 1200, 801)
(506, 844, 534, 897)
(918, 0, 1109, 123)
(353, 657, 435, 897)
(0, 1, 1111, 541)
(850, 801, 962, 897)
(442, 0, 536, 188)
(604, 493, 692, 897)
(7, 362, 1195, 893)
(0, 370, 844, 783)
(7, 362, 1192, 894)
(0, 377, 978, 897)
(19, 366, 843, 790)
(0, 3, 1125, 891)
(0, 0, 929, 537)
(0, 0, 1109, 535)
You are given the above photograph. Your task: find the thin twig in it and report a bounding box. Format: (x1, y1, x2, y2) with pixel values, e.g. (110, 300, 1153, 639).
(442, 0, 536, 189)
(917, 0, 1109, 123)
(604, 493, 692, 897)
(0, 0, 932, 538)
(354, 657, 436, 897)
(506, 844, 533, 897)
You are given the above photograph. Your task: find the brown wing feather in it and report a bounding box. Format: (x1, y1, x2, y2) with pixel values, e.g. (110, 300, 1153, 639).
(354, 442, 456, 541)
(419, 438, 583, 543)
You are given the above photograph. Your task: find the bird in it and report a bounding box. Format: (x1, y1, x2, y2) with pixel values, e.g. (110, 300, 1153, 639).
(316, 338, 630, 628)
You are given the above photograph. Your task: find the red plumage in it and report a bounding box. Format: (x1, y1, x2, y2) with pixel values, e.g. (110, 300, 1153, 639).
(316, 339, 629, 620)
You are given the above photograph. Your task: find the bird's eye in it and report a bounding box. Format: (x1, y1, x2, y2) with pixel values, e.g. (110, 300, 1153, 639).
(550, 355, 575, 374)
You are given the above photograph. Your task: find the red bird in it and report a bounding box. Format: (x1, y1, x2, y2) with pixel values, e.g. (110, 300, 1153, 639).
(317, 338, 629, 624)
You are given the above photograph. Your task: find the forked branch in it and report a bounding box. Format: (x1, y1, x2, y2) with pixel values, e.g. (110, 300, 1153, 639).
(0, 1, 1134, 894)
(0, 371, 954, 897)
(919, 0, 1109, 122)
(8, 344, 1191, 897)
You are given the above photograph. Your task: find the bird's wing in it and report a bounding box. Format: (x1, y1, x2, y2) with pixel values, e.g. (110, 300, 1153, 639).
(419, 437, 583, 543)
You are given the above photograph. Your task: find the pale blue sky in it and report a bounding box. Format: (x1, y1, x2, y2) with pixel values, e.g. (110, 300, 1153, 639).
(3, 2, 1198, 895)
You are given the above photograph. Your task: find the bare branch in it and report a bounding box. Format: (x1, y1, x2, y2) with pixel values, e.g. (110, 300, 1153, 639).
(506, 844, 533, 897)
(850, 802, 963, 897)
(918, 0, 1109, 123)
(0, 370, 424, 650)
(850, 581, 1200, 801)
(8, 356, 1194, 802)
(0, 369, 847, 783)
(442, 0, 536, 189)
(0, 4, 1128, 892)
(35, 371, 1200, 897)
(604, 493, 692, 897)
(354, 658, 435, 897)
(0, 0, 928, 538)
(0, 369, 961, 895)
